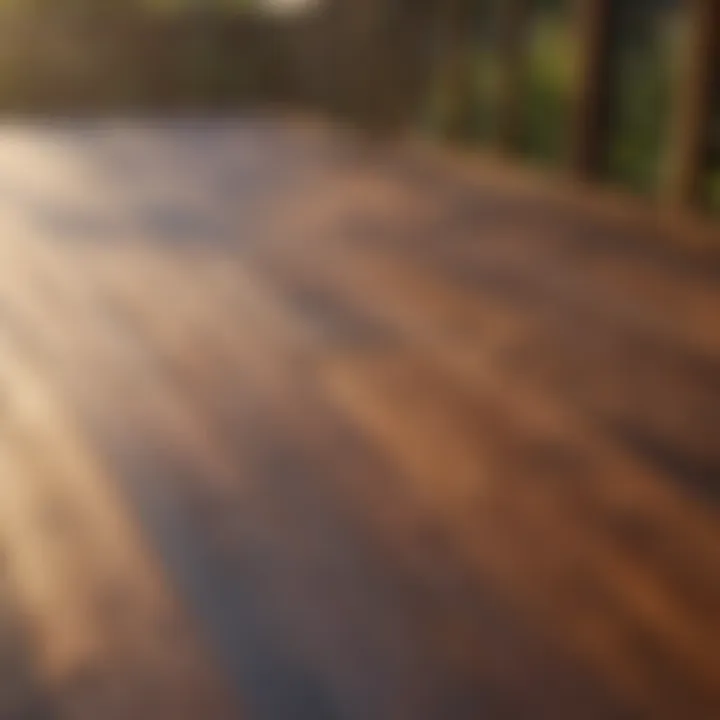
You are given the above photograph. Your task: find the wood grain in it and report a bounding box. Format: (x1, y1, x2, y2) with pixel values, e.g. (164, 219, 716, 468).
(0, 118, 717, 720)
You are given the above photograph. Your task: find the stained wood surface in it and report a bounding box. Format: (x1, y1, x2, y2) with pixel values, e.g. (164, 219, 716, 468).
(0, 117, 718, 720)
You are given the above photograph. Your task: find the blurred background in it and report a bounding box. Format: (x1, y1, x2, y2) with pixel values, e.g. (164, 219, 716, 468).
(0, 0, 717, 215)
(0, 3, 719, 720)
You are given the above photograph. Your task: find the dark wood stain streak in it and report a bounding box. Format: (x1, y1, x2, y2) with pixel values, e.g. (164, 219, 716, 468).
(606, 420, 720, 504)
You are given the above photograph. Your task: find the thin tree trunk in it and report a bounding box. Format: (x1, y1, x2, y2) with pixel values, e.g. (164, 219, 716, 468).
(665, 0, 720, 208)
(568, 0, 613, 178)
(495, 0, 531, 152)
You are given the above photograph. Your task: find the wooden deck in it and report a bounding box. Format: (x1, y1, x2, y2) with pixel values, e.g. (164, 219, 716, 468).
(0, 117, 718, 720)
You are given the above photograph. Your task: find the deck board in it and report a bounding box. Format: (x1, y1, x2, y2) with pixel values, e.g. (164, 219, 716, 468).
(0, 118, 718, 719)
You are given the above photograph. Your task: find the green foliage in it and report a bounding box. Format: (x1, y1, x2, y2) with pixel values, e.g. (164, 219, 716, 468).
(603, 0, 683, 194)
(422, 0, 700, 200)
(518, 1, 574, 165)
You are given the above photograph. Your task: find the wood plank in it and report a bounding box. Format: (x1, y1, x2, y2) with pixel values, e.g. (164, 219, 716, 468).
(0, 119, 717, 720)
(0, 336, 239, 720)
